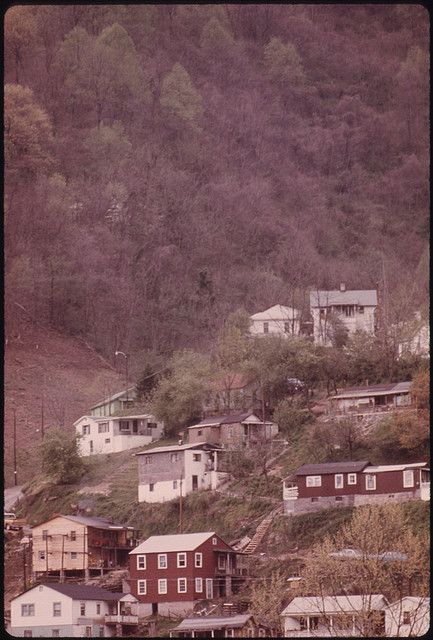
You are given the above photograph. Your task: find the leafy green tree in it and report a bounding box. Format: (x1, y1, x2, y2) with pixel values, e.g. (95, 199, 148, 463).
(40, 429, 85, 484)
(264, 36, 305, 84)
(160, 63, 203, 125)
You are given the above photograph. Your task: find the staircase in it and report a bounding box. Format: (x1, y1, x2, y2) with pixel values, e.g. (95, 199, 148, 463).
(242, 505, 283, 555)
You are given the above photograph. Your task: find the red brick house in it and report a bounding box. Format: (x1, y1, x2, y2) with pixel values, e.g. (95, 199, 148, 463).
(283, 461, 430, 515)
(129, 532, 248, 616)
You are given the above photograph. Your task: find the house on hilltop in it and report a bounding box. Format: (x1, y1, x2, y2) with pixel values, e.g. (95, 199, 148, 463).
(283, 460, 430, 515)
(249, 304, 301, 337)
(129, 532, 249, 616)
(31, 515, 138, 580)
(10, 583, 139, 637)
(186, 412, 278, 449)
(310, 285, 377, 345)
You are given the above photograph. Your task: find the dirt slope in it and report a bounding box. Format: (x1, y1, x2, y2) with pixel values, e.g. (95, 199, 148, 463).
(4, 317, 125, 487)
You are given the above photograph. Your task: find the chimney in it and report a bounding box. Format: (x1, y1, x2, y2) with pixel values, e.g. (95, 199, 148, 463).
(340, 283, 346, 292)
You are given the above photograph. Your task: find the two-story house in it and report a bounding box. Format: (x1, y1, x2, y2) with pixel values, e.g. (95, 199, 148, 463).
(250, 304, 301, 337)
(283, 460, 430, 515)
(328, 381, 412, 416)
(186, 412, 278, 449)
(129, 532, 249, 616)
(74, 412, 163, 456)
(31, 515, 138, 580)
(136, 443, 228, 503)
(310, 285, 377, 345)
(10, 583, 139, 637)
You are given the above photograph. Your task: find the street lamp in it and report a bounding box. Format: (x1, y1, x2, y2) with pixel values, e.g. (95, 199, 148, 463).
(114, 351, 129, 401)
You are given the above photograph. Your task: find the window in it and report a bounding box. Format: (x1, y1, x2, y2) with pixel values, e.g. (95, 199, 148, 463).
(158, 579, 168, 594)
(71, 552, 78, 559)
(38, 550, 46, 560)
(403, 469, 414, 488)
(98, 422, 109, 433)
(70, 531, 76, 541)
(42, 530, 48, 540)
(149, 483, 154, 492)
(52, 631, 59, 637)
(177, 577, 187, 593)
(334, 474, 344, 489)
(403, 611, 411, 625)
(53, 602, 61, 617)
(137, 555, 146, 570)
(195, 577, 203, 592)
(173, 480, 178, 490)
(105, 438, 110, 443)
(195, 552, 203, 568)
(21, 604, 35, 617)
(96, 603, 101, 615)
(365, 474, 376, 490)
(170, 453, 179, 463)
(358, 306, 364, 314)
(24, 632, 32, 638)
(80, 603, 86, 616)
(263, 322, 269, 333)
(137, 580, 147, 595)
(82, 425, 90, 435)
(177, 552, 187, 568)
(348, 473, 357, 485)
(212, 537, 218, 545)
(158, 554, 167, 569)
(193, 453, 201, 462)
(306, 476, 322, 487)
(144, 455, 153, 464)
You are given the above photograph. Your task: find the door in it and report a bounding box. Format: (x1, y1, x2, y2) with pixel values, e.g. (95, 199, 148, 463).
(206, 578, 213, 599)
(192, 475, 198, 491)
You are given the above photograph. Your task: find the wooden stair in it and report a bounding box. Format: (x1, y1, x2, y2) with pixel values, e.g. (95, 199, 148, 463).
(242, 505, 283, 555)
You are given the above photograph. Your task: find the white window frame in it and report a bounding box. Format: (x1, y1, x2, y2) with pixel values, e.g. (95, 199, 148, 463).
(177, 552, 187, 568)
(158, 553, 167, 569)
(137, 555, 146, 570)
(334, 474, 344, 489)
(306, 475, 322, 487)
(137, 580, 147, 595)
(158, 578, 167, 595)
(195, 552, 203, 568)
(348, 473, 357, 485)
(177, 577, 187, 593)
(403, 469, 414, 488)
(195, 577, 203, 592)
(365, 474, 376, 491)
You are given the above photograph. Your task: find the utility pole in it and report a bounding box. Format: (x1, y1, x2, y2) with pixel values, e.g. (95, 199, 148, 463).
(13, 408, 17, 486)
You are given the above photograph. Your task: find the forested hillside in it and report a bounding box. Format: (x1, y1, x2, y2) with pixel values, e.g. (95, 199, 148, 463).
(5, 5, 429, 360)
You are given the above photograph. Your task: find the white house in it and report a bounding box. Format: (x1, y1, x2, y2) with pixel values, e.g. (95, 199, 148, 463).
(310, 285, 377, 345)
(74, 413, 163, 456)
(135, 442, 228, 503)
(10, 583, 139, 637)
(385, 597, 430, 637)
(250, 304, 301, 337)
(280, 594, 388, 637)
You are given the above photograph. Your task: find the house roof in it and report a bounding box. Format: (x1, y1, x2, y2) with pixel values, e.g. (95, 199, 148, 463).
(295, 461, 370, 476)
(130, 532, 218, 555)
(90, 387, 136, 410)
(189, 412, 263, 428)
(135, 442, 220, 456)
(32, 514, 134, 531)
(363, 462, 428, 474)
(310, 289, 377, 308)
(15, 583, 125, 602)
(281, 594, 387, 616)
(250, 304, 300, 321)
(330, 381, 412, 400)
(171, 615, 254, 631)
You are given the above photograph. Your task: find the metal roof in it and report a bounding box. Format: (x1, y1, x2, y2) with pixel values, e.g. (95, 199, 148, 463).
(281, 594, 388, 616)
(189, 413, 262, 428)
(135, 442, 220, 455)
(32, 514, 134, 531)
(130, 532, 217, 555)
(250, 304, 300, 320)
(171, 615, 253, 631)
(295, 461, 370, 476)
(36, 584, 125, 601)
(310, 289, 377, 308)
(330, 381, 411, 399)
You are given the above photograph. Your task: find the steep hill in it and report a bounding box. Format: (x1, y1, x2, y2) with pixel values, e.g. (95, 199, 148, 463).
(4, 315, 125, 487)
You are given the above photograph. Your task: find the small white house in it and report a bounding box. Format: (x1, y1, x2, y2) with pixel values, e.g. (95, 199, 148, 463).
(250, 304, 301, 337)
(310, 285, 377, 345)
(74, 414, 163, 456)
(10, 583, 139, 637)
(385, 597, 430, 637)
(136, 442, 228, 503)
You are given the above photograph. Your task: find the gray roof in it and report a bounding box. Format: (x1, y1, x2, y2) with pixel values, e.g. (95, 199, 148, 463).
(331, 381, 412, 399)
(40, 583, 124, 601)
(171, 615, 253, 631)
(295, 461, 370, 476)
(34, 514, 134, 531)
(310, 289, 377, 308)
